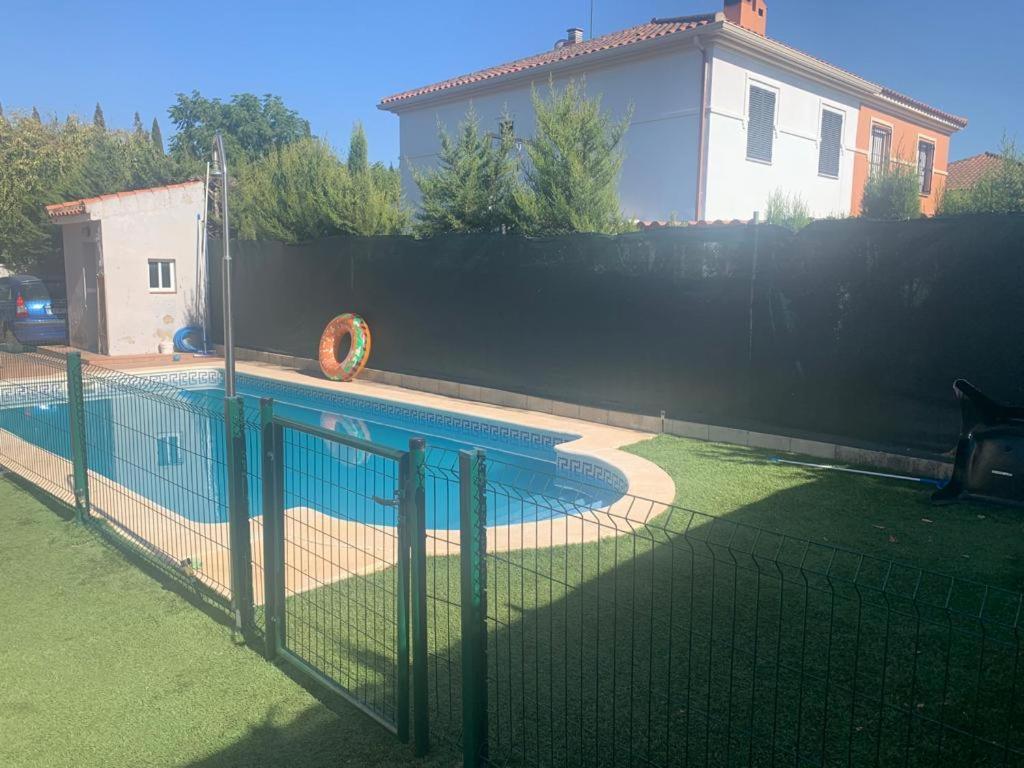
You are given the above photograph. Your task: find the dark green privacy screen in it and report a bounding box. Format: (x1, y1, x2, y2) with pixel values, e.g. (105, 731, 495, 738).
(208, 214, 1024, 454)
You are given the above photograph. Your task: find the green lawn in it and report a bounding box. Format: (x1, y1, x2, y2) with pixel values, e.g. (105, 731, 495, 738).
(3, 435, 1022, 768)
(627, 436, 1023, 592)
(0, 478, 436, 768)
(288, 437, 1023, 767)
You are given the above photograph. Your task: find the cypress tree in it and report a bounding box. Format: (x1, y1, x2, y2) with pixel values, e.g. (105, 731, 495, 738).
(133, 111, 145, 137)
(347, 122, 369, 176)
(93, 103, 106, 129)
(413, 107, 519, 236)
(514, 79, 631, 235)
(151, 118, 164, 153)
(31, 106, 41, 122)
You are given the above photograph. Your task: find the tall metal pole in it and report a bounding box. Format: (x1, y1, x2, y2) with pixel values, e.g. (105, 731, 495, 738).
(214, 133, 236, 396)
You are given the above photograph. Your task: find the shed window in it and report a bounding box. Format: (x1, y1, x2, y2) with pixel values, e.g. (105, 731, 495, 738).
(818, 109, 843, 178)
(148, 260, 175, 292)
(918, 140, 935, 195)
(746, 85, 776, 163)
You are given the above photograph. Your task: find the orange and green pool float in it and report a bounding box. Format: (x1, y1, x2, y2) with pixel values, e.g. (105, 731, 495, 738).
(318, 313, 371, 382)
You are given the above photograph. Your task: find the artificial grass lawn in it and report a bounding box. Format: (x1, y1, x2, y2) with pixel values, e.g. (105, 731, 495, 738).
(627, 436, 1024, 592)
(286, 436, 1023, 767)
(5, 435, 1022, 767)
(0, 479, 438, 768)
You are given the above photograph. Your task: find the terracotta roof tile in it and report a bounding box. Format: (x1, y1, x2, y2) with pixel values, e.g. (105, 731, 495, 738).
(947, 152, 1005, 191)
(879, 87, 967, 129)
(379, 14, 966, 131)
(45, 180, 203, 219)
(379, 14, 716, 106)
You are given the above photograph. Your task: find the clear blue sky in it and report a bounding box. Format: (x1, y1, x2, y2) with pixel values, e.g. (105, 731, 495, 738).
(2, 0, 1019, 163)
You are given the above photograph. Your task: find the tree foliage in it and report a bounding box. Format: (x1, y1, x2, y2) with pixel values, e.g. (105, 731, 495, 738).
(860, 162, 921, 220)
(412, 108, 519, 236)
(940, 140, 1024, 215)
(233, 137, 349, 242)
(412, 81, 631, 237)
(233, 127, 406, 242)
(0, 111, 186, 270)
(92, 103, 105, 129)
(514, 79, 632, 235)
(167, 91, 310, 163)
(347, 122, 368, 176)
(151, 118, 164, 153)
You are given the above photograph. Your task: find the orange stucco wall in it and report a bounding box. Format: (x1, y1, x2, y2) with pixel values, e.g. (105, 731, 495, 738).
(851, 105, 951, 216)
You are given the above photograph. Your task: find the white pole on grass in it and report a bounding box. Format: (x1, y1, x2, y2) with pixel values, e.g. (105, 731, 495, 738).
(211, 134, 235, 397)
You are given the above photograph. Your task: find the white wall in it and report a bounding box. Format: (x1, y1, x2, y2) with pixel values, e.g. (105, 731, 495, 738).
(702, 44, 860, 221)
(87, 183, 206, 356)
(396, 45, 705, 222)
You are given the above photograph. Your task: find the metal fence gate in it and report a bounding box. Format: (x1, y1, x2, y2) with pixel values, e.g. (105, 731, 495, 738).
(258, 400, 428, 747)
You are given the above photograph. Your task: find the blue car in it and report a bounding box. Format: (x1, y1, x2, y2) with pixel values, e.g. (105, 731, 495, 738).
(0, 275, 68, 346)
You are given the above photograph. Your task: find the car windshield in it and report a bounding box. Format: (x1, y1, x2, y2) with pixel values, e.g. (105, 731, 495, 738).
(17, 282, 50, 301)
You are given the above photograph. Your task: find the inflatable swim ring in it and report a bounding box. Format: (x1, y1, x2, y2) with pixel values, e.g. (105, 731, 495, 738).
(320, 411, 372, 466)
(318, 313, 371, 382)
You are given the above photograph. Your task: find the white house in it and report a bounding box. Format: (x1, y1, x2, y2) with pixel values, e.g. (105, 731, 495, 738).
(45, 181, 207, 356)
(379, 0, 966, 222)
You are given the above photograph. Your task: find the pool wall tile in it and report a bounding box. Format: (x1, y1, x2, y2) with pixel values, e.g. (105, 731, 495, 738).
(748, 431, 793, 452)
(708, 425, 750, 446)
(664, 419, 710, 441)
(789, 438, 838, 460)
(458, 383, 483, 402)
(552, 401, 581, 419)
(526, 396, 555, 415)
(578, 406, 610, 425)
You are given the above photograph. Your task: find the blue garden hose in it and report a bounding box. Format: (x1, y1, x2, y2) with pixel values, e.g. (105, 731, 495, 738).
(173, 326, 205, 353)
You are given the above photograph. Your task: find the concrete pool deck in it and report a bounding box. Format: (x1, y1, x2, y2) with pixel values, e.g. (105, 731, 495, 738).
(0, 354, 676, 603)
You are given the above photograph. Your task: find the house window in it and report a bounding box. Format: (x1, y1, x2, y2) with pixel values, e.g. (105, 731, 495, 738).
(818, 109, 844, 178)
(918, 140, 935, 195)
(148, 260, 175, 292)
(869, 124, 892, 176)
(746, 84, 776, 163)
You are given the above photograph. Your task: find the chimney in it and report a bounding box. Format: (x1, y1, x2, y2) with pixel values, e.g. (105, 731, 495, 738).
(566, 27, 584, 44)
(723, 0, 767, 36)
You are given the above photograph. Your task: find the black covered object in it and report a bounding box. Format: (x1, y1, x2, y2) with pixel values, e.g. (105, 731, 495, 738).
(932, 380, 1024, 505)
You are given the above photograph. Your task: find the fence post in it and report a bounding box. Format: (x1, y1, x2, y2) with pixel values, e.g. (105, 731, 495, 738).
(224, 395, 255, 638)
(396, 449, 411, 744)
(65, 352, 90, 522)
(408, 437, 429, 756)
(460, 448, 489, 767)
(259, 398, 284, 660)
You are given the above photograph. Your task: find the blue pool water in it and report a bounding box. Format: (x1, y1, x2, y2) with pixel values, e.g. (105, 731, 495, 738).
(0, 371, 624, 528)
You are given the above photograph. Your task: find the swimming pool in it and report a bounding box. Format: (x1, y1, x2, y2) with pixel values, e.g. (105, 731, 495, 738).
(0, 369, 626, 528)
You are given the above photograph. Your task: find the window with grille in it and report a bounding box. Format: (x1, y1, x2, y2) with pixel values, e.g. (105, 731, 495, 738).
(870, 125, 892, 176)
(918, 140, 935, 195)
(746, 85, 776, 163)
(818, 109, 843, 178)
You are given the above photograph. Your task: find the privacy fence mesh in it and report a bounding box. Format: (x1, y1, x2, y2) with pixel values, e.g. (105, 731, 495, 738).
(210, 214, 1024, 454)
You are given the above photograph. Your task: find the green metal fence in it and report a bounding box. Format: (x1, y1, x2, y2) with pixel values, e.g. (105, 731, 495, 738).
(0, 345, 1020, 768)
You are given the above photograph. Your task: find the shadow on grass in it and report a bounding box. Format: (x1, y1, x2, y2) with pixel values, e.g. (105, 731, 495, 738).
(275, 472, 1024, 768)
(16, 445, 1020, 768)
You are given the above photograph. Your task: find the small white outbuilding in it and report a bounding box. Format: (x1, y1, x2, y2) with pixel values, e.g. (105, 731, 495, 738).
(45, 180, 207, 356)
